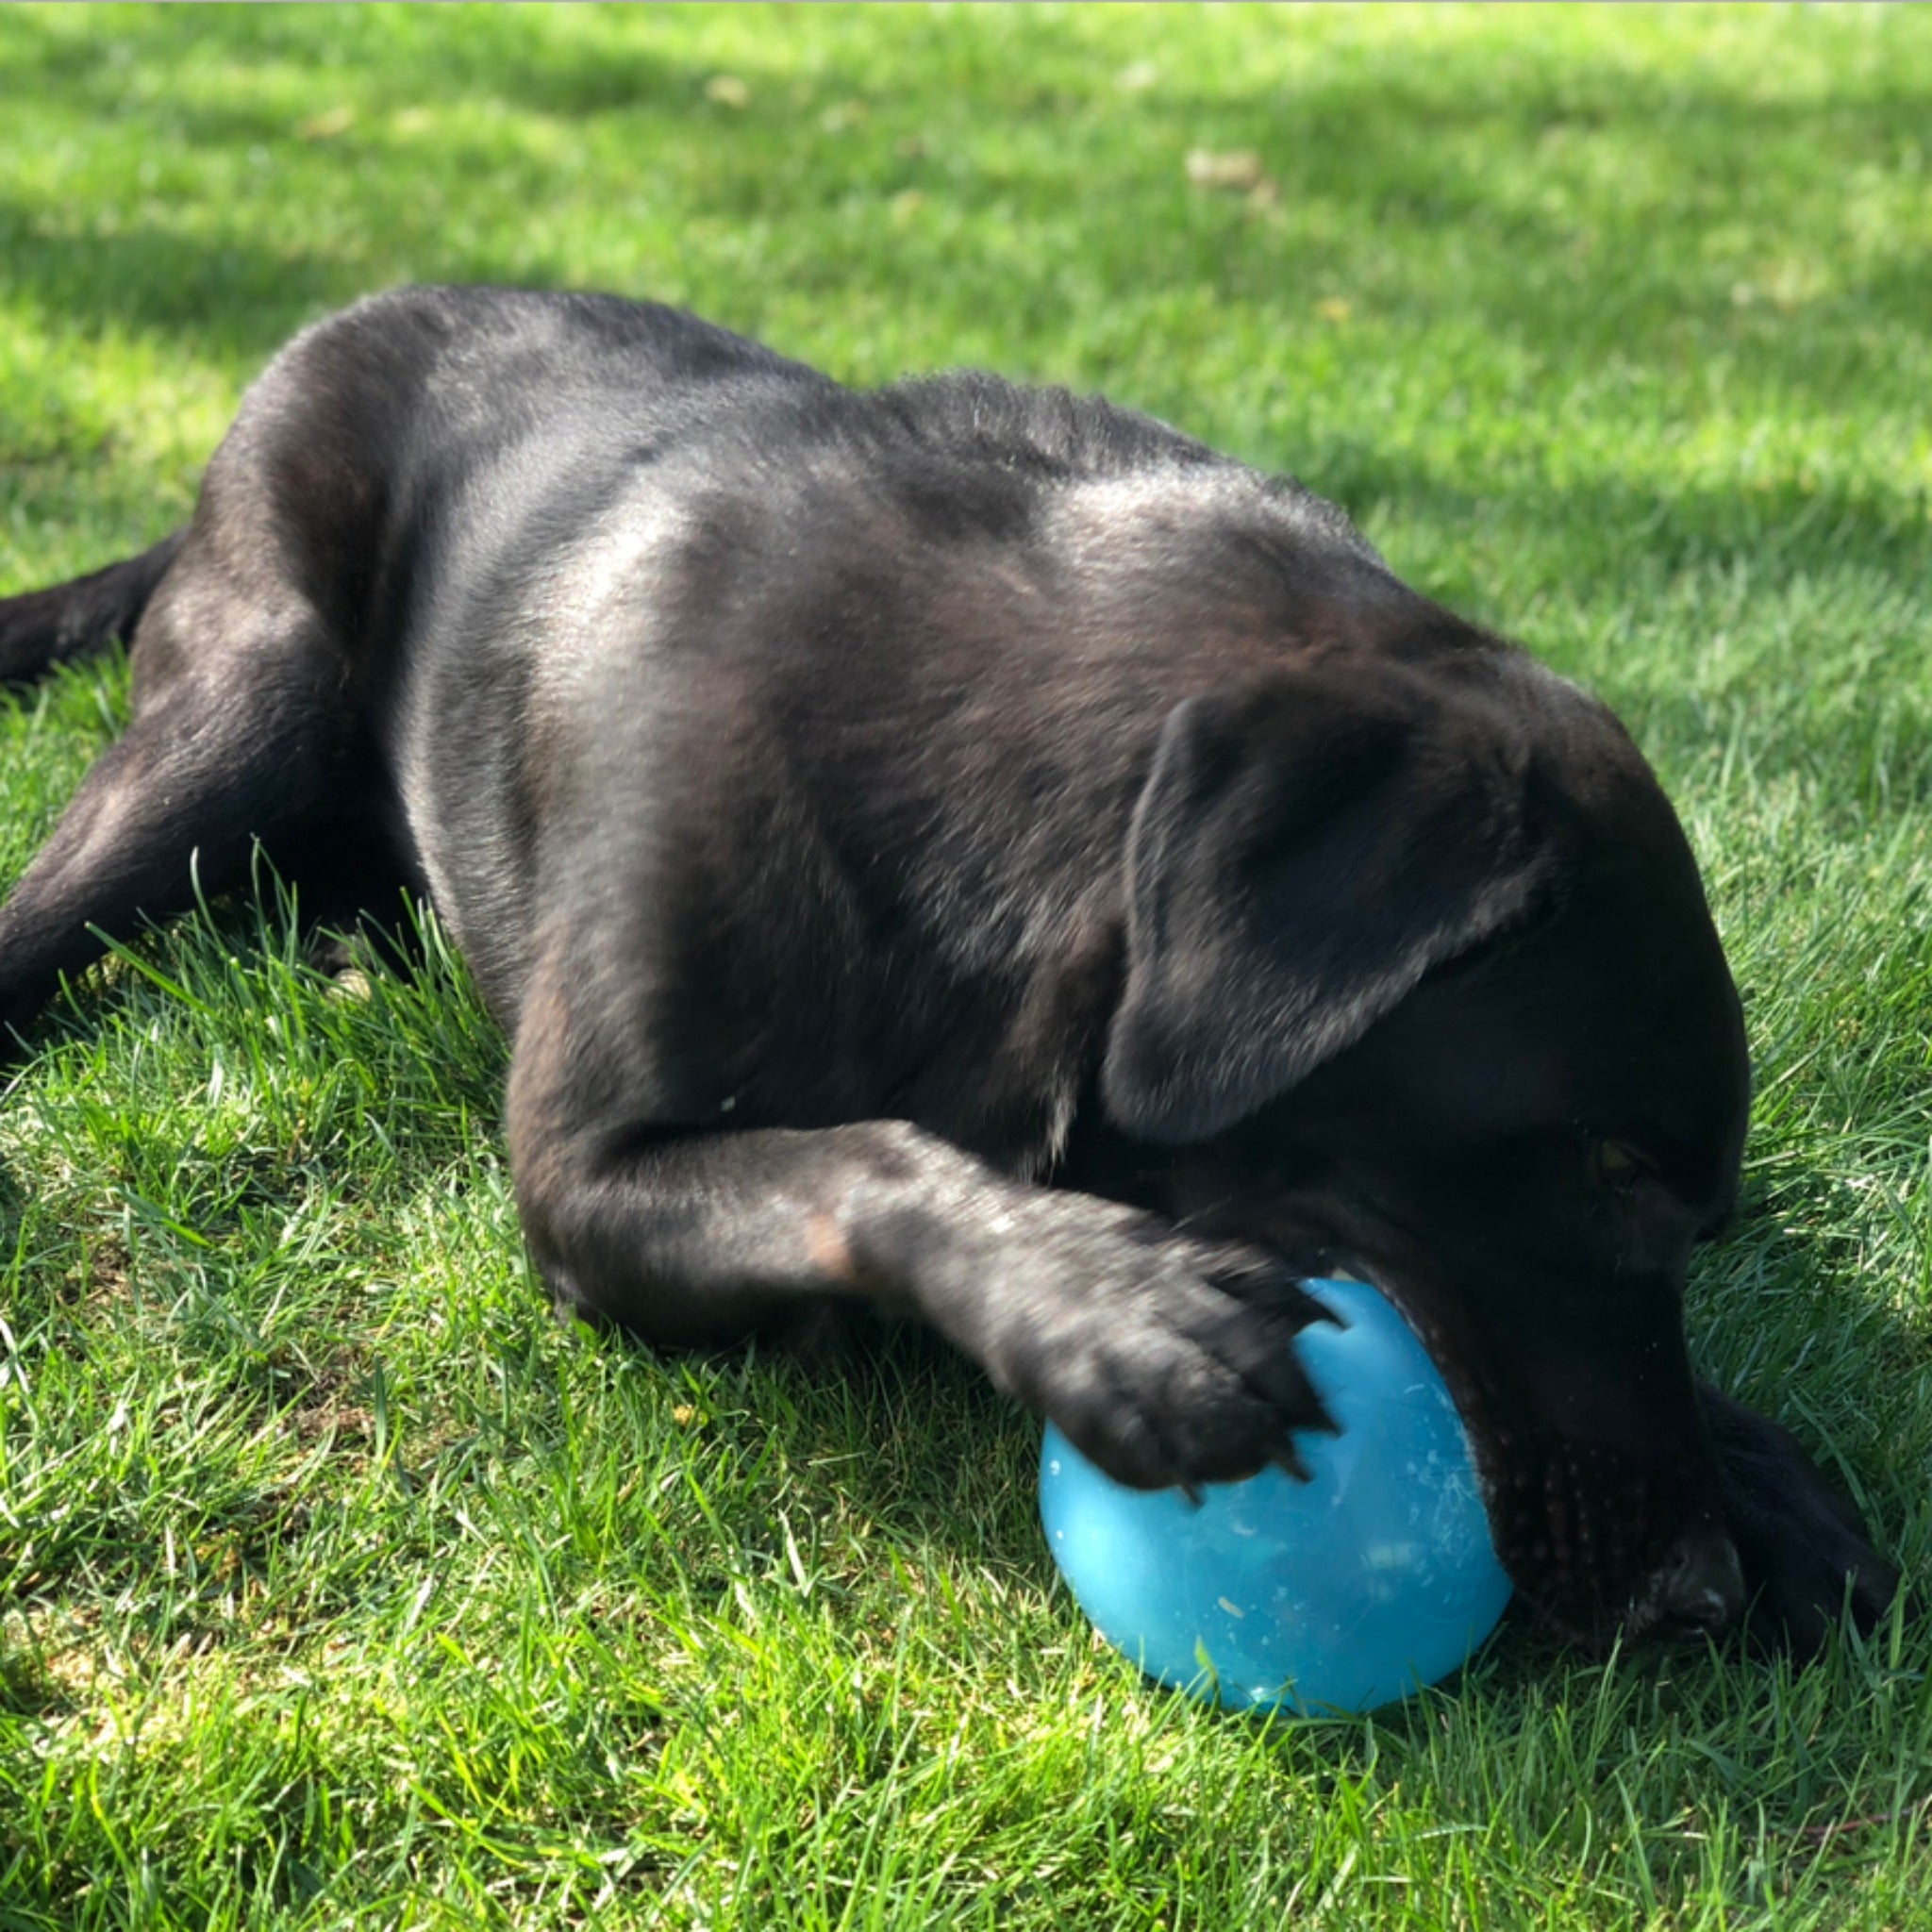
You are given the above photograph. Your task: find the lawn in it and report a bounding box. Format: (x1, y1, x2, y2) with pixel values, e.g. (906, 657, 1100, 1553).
(1, 5, 1929, 1926)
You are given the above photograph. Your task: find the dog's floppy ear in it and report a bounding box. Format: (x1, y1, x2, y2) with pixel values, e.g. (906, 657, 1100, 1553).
(1101, 658, 1553, 1142)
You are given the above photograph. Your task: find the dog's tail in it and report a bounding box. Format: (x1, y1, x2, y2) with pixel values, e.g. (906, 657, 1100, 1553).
(0, 528, 188, 687)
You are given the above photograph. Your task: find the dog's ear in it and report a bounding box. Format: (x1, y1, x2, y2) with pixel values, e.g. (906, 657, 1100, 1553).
(1101, 658, 1554, 1142)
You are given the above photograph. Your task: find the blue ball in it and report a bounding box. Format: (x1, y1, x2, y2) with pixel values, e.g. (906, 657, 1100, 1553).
(1040, 1277, 1512, 1715)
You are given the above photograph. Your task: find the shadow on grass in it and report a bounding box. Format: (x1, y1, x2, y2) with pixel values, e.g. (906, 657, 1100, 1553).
(0, 191, 356, 362)
(0, 8, 1926, 417)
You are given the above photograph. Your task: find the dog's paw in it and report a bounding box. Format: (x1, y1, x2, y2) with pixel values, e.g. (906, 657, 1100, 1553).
(1700, 1384, 1900, 1654)
(978, 1207, 1337, 1492)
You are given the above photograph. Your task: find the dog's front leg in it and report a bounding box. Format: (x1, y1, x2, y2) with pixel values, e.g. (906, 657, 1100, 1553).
(1697, 1380, 1900, 1650)
(506, 975, 1333, 1493)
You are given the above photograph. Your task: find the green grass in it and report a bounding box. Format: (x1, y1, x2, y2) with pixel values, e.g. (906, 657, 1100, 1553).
(2, 5, 1929, 1925)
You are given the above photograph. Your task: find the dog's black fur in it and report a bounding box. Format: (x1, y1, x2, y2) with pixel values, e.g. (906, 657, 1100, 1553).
(0, 286, 1896, 1651)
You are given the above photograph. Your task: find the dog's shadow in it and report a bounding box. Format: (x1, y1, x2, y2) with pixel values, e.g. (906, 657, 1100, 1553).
(722, 1315, 1040, 1543)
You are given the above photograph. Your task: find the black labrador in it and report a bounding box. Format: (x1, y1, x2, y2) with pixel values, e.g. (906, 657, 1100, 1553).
(0, 286, 1895, 1652)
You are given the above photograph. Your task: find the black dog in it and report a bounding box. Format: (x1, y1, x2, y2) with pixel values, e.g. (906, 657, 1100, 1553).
(0, 286, 1895, 1651)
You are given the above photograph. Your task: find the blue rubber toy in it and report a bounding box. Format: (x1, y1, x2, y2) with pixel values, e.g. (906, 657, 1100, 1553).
(1040, 1277, 1512, 1715)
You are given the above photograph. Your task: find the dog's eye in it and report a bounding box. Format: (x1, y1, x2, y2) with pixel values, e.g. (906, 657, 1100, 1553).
(1590, 1140, 1652, 1191)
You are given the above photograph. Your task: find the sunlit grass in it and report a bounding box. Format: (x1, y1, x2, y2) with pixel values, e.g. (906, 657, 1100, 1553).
(2, 6, 1929, 1926)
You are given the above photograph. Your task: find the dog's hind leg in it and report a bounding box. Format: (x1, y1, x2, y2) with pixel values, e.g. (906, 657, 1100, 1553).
(0, 575, 364, 1044)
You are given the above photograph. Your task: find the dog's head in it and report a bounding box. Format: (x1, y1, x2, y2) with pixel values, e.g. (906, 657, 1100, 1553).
(1099, 640, 1752, 1641)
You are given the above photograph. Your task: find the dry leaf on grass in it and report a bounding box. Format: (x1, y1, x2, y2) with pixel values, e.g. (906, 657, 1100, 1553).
(1185, 147, 1267, 192)
(296, 105, 357, 142)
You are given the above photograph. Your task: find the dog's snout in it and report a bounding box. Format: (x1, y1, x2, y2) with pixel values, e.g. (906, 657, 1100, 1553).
(1653, 1522, 1746, 1634)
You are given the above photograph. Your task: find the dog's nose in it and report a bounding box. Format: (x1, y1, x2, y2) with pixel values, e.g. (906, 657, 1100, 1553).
(1653, 1522, 1746, 1633)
